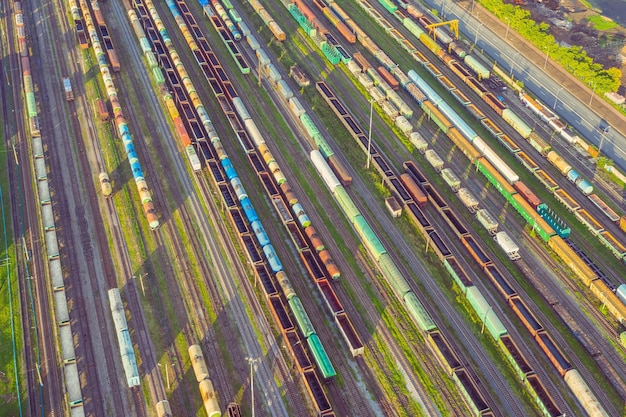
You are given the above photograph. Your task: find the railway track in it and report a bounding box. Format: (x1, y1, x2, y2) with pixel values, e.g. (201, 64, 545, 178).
(1, 4, 60, 415)
(25, 0, 128, 414)
(105, 1, 302, 414)
(225, 32, 432, 413)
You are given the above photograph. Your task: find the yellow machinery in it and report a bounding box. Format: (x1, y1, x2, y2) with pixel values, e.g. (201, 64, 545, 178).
(425, 20, 459, 41)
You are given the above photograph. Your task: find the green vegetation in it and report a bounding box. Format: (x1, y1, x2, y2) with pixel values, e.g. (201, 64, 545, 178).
(478, 0, 622, 94)
(1, 13, 23, 417)
(0, 142, 21, 417)
(587, 15, 620, 31)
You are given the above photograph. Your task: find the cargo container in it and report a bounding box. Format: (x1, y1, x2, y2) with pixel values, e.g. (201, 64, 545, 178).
(63, 77, 74, 101)
(96, 98, 109, 121)
(399, 173, 427, 206)
(494, 231, 520, 260)
(441, 168, 460, 191)
(425, 149, 444, 172)
(476, 209, 498, 234)
(377, 66, 399, 90)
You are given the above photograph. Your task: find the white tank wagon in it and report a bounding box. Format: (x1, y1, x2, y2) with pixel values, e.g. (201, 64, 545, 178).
(107, 289, 140, 387)
(458, 188, 479, 213)
(310, 150, 341, 191)
(494, 231, 520, 260)
(189, 344, 222, 417)
(156, 400, 173, 417)
(99, 172, 113, 197)
(118, 330, 140, 387)
(188, 344, 210, 382)
(564, 369, 609, 417)
(108, 288, 128, 331)
(441, 168, 460, 192)
(199, 379, 222, 417)
(425, 149, 444, 172)
(476, 209, 498, 234)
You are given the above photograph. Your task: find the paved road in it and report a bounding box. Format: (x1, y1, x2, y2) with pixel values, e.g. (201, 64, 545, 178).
(422, 0, 626, 171)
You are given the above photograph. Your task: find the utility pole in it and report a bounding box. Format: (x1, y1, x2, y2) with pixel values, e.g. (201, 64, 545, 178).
(367, 99, 373, 169)
(246, 357, 259, 417)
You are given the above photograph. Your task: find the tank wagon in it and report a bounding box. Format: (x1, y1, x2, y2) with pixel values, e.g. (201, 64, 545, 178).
(80, 0, 158, 228)
(108, 289, 140, 387)
(188, 345, 222, 417)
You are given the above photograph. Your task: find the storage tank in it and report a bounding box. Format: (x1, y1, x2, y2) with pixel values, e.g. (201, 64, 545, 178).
(476, 209, 498, 234)
(495, 231, 520, 260)
(425, 149, 443, 172)
(458, 188, 479, 212)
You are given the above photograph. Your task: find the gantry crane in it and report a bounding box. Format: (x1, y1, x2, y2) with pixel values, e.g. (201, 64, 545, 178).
(425, 20, 459, 42)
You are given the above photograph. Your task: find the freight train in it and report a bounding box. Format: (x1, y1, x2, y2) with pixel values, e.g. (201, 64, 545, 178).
(15, 2, 86, 415)
(74, 0, 159, 229)
(382, 0, 626, 264)
(159, 0, 340, 380)
(311, 0, 613, 408)
(313, 82, 510, 415)
(141, 2, 344, 405)
(316, 78, 581, 415)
